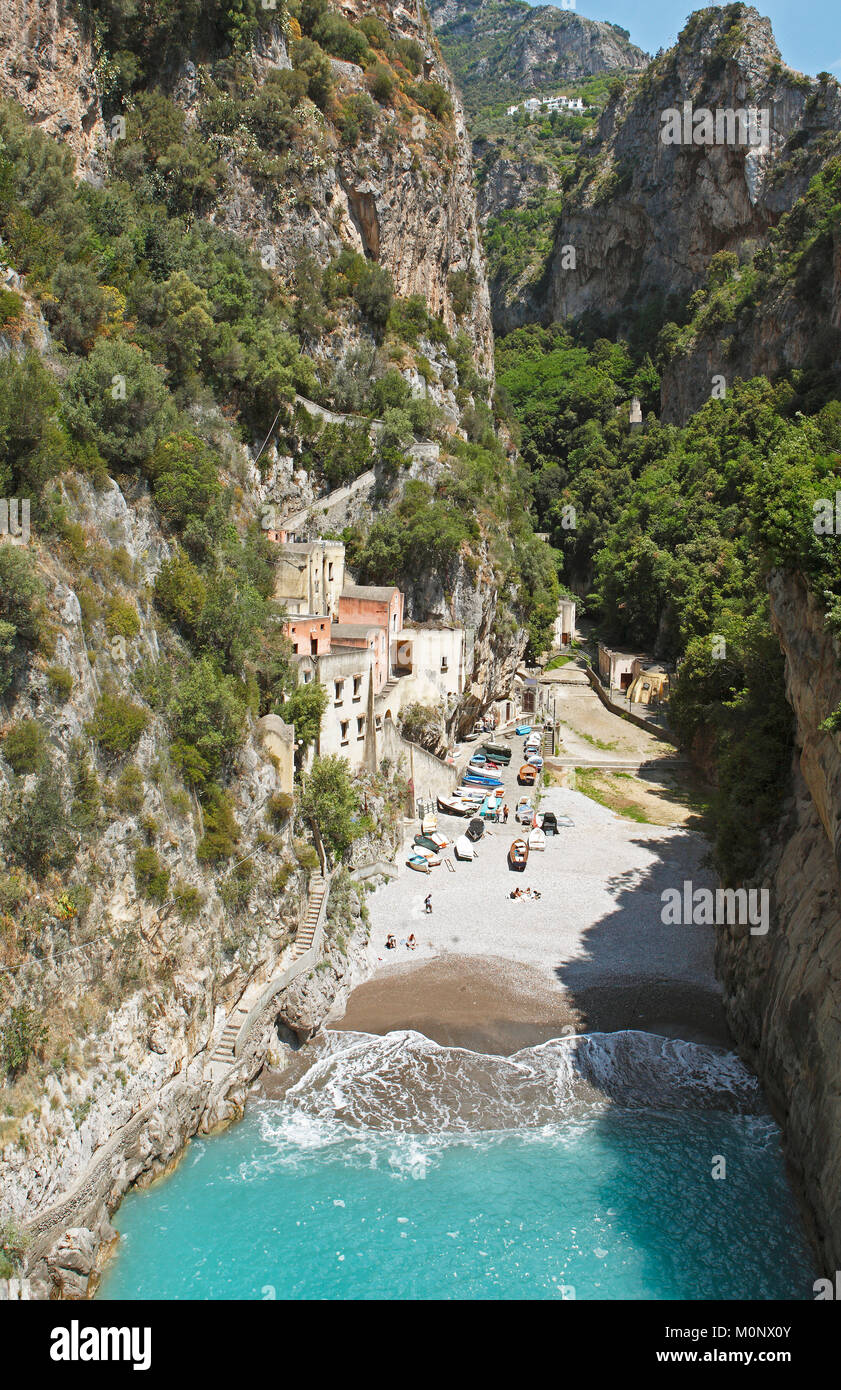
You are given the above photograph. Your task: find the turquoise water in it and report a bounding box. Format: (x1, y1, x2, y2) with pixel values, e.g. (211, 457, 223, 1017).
(98, 1030, 814, 1301)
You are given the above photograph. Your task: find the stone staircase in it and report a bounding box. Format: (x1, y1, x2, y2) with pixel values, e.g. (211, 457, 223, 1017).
(292, 871, 327, 959)
(205, 871, 329, 1076)
(209, 1002, 250, 1067)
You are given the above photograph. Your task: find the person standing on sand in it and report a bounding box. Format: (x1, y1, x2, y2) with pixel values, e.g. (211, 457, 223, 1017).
(503, 804, 509, 823)
(424, 894, 432, 914)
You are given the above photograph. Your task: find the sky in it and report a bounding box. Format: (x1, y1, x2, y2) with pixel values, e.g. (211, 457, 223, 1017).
(523, 1, 841, 78)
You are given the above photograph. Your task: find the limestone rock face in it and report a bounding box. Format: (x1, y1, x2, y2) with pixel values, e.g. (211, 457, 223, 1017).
(540, 7, 839, 360)
(428, 0, 647, 95)
(0, 0, 106, 175)
(716, 571, 841, 1270)
(0, 4, 494, 375)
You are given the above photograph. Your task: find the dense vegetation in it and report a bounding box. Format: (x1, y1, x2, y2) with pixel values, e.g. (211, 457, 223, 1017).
(497, 155, 841, 880)
(0, 0, 559, 951)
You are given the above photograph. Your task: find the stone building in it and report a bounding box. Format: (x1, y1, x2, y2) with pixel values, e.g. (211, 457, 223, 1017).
(274, 539, 345, 619)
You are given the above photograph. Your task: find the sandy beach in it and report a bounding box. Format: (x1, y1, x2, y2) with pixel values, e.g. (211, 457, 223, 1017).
(334, 953, 730, 1053)
(331, 695, 731, 1054)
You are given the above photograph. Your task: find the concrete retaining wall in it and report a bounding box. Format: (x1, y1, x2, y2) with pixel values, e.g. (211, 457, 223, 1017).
(584, 666, 677, 746)
(380, 718, 457, 802)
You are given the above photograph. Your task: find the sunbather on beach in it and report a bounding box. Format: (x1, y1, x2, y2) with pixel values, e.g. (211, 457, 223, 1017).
(385, 933, 397, 950)
(407, 933, 417, 950)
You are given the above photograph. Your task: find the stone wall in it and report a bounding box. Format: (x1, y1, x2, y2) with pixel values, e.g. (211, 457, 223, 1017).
(378, 716, 457, 804)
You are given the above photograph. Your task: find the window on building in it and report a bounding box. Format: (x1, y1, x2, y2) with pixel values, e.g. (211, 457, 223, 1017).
(303, 671, 311, 684)
(357, 717, 365, 739)
(328, 562, 334, 581)
(334, 679, 344, 704)
(292, 644, 299, 655)
(441, 656, 448, 672)
(353, 676, 362, 701)
(340, 721, 349, 745)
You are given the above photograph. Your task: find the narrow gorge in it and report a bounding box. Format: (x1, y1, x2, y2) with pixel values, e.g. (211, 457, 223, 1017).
(0, 0, 839, 1305)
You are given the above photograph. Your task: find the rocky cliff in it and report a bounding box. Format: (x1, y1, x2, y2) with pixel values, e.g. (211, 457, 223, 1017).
(0, 0, 542, 1298)
(716, 570, 841, 1270)
(540, 6, 841, 361)
(0, 0, 105, 172)
(428, 0, 647, 113)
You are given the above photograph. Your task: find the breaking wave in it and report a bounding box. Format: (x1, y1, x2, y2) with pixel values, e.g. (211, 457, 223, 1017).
(259, 1028, 763, 1140)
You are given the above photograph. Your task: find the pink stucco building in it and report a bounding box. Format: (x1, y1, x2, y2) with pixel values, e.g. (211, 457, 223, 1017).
(338, 584, 404, 647)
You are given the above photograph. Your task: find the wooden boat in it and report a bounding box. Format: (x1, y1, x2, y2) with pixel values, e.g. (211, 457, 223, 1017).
(528, 826, 546, 852)
(515, 798, 534, 825)
(454, 834, 475, 861)
(517, 764, 538, 785)
(407, 855, 431, 873)
(411, 843, 437, 860)
(466, 816, 485, 842)
(526, 754, 544, 769)
(508, 838, 529, 870)
(480, 795, 501, 819)
(421, 812, 438, 835)
(482, 742, 512, 763)
(463, 771, 504, 788)
(468, 751, 487, 764)
(541, 811, 557, 834)
(516, 724, 531, 736)
(415, 832, 448, 852)
(455, 785, 487, 803)
(437, 795, 473, 816)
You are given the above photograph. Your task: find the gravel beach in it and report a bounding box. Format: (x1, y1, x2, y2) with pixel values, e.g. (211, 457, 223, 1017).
(332, 718, 730, 1050)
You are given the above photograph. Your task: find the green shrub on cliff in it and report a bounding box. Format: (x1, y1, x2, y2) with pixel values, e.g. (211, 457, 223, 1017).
(2, 718, 47, 775)
(87, 693, 150, 754)
(134, 846, 170, 902)
(168, 657, 247, 788)
(1, 1006, 46, 1080)
(2, 771, 72, 875)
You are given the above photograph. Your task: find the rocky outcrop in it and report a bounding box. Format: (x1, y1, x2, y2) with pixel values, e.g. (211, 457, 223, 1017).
(0, 3, 494, 373)
(474, 148, 556, 221)
(429, 0, 647, 106)
(542, 8, 840, 346)
(716, 569, 841, 1270)
(0, 0, 105, 175)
